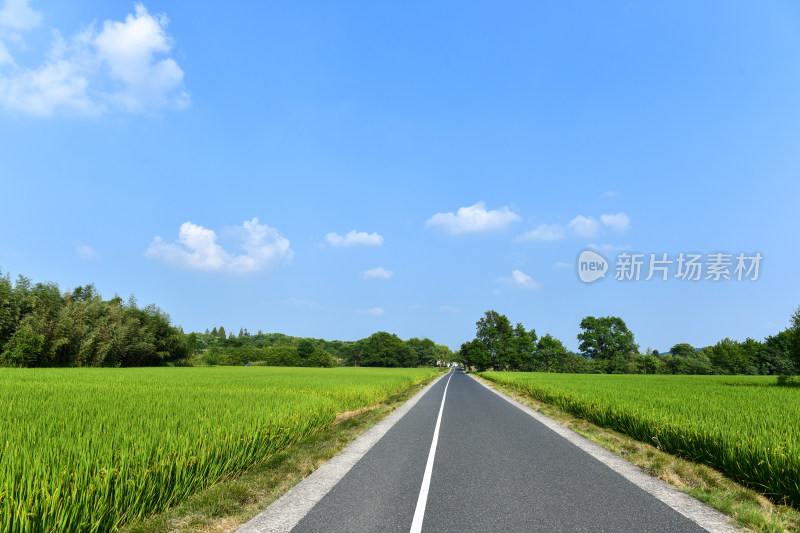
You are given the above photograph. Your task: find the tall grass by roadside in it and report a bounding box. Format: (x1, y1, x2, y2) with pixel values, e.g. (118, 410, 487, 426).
(0, 367, 435, 532)
(480, 372, 800, 509)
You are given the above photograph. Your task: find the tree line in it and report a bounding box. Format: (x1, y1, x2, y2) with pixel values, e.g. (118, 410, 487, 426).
(0, 272, 188, 367)
(187, 329, 453, 368)
(459, 309, 800, 376)
(0, 268, 459, 368)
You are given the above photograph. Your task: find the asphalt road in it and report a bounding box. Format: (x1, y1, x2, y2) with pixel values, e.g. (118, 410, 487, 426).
(289, 368, 714, 533)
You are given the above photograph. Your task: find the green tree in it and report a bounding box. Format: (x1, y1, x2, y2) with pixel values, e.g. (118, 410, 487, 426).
(791, 305, 800, 373)
(708, 338, 747, 374)
(186, 332, 199, 357)
(434, 344, 453, 367)
(739, 338, 762, 375)
(406, 337, 437, 366)
(475, 310, 514, 369)
(509, 324, 537, 371)
(297, 339, 315, 359)
(577, 316, 639, 361)
(761, 330, 796, 375)
(218, 326, 226, 339)
(670, 343, 696, 358)
(360, 332, 411, 367)
(536, 334, 569, 372)
(459, 339, 491, 372)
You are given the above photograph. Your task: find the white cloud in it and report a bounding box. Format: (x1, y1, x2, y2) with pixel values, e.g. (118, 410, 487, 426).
(325, 230, 383, 247)
(362, 267, 393, 280)
(0, 3, 189, 117)
(0, 0, 42, 31)
(496, 269, 542, 290)
(516, 214, 617, 242)
(426, 201, 520, 235)
(600, 212, 631, 233)
(439, 305, 459, 313)
(0, 40, 13, 65)
(76, 244, 99, 260)
(359, 307, 385, 316)
(554, 262, 572, 269)
(145, 218, 293, 273)
(567, 215, 599, 238)
(515, 223, 566, 242)
(601, 190, 617, 198)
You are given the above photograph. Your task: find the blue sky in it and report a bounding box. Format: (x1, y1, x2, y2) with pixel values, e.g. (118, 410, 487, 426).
(2, 1, 799, 352)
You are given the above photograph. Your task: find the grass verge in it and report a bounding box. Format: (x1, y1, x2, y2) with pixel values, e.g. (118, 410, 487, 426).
(122, 373, 442, 533)
(473, 374, 800, 533)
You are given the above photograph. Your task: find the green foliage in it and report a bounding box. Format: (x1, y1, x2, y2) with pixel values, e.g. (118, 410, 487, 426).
(462, 308, 795, 376)
(509, 323, 536, 371)
(406, 337, 437, 366)
(203, 344, 337, 368)
(708, 338, 749, 375)
(670, 343, 696, 358)
(0, 271, 187, 368)
(459, 339, 491, 371)
(359, 332, 413, 367)
(297, 339, 315, 359)
(535, 333, 569, 372)
(577, 315, 639, 360)
(761, 330, 797, 375)
(475, 310, 514, 369)
(481, 372, 800, 508)
(791, 305, 800, 372)
(0, 367, 436, 531)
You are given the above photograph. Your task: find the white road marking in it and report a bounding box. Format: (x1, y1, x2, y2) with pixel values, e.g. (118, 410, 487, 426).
(236, 373, 448, 533)
(409, 369, 454, 533)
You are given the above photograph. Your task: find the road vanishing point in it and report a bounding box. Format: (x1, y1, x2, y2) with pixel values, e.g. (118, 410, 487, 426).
(239, 368, 740, 533)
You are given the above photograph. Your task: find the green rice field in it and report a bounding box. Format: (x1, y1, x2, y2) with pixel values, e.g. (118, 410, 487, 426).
(0, 367, 436, 532)
(480, 372, 800, 508)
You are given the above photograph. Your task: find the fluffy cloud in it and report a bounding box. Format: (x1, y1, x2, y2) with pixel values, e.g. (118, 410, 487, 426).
(0, 41, 12, 65)
(0, 3, 189, 117)
(359, 307, 385, 316)
(325, 230, 383, 247)
(426, 201, 520, 235)
(0, 0, 41, 30)
(145, 218, 293, 273)
(362, 267, 393, 280)
(566, 215, 599, 238)
(496, 269, 541, 290)
(600, 212, 631, 233)
(515, 223, 566, 242)
(516, 213, 630, 241)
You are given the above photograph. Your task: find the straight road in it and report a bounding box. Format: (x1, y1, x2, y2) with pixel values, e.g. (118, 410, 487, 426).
(285, 368, 723, 532)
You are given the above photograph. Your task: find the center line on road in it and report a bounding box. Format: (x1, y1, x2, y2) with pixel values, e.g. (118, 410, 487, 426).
(409, 369, 454, 533)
